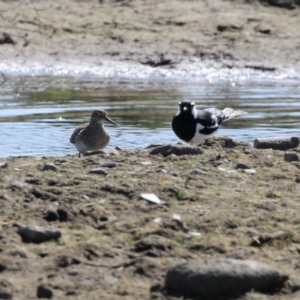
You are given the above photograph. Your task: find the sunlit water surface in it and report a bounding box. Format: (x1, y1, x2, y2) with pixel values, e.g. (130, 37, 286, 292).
(1, 76, 300, 158)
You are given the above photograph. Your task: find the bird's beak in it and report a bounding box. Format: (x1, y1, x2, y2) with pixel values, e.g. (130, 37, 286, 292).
(105, 116, 118, 126)
(183, 106, 188, 111)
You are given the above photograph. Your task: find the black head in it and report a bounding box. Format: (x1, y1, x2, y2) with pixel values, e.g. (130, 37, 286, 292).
(176, 101, 197, 117)
(91, 110, 118, 126)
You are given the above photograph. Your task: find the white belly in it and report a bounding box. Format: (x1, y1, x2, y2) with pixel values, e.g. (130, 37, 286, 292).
(75, 141, 90, 154)
(188, 126, 219, 145)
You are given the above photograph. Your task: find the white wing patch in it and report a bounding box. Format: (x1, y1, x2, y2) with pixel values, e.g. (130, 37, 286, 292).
(191, 106, 198, 119)
(207, 115, 219, 128)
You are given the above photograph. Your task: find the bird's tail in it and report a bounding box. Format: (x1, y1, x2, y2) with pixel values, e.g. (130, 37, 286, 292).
(221, 108, 248, 122)
(204, 107, 248, 122)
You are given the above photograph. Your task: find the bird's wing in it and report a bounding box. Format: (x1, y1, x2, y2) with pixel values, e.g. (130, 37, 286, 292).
(201, 109, 224, 126)
(70, 123, 88, 144)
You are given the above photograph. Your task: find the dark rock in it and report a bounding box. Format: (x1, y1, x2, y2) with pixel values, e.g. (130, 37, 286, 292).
(37, 284, 53, 299)
(42, 163, 58, 171)
(0, 162, 7, 169)
(165, 259, 288, 299)
(0, 279, 13, 300)
(236, 162, 251, 169)
(217, 24, 243, 32)
(259, 0, 300, 10)
(17, 225, 61, 243)
(89, 168, 107, 175)
(254, 136, 299, 151)
(149, 144, 203, 157)
(25, 178, 42, 185)
(284, 152, 299, 162)
(0, 33, 15, 45)
(100, 162, 117, 168)
(44, 210, 58, 222)
(225, 138, 237, 148)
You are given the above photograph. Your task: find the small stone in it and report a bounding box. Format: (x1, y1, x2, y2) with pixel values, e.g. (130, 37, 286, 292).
(188, 231, 202, 238)
(284, 152, 299, 162)
(0, 162, 7, 169)
(89, 168, 107, 175)
(17, 225, 61, 243)
(190, 169, 207, 175)
(218, 167, 236, 173)
(140, 161, 152, 166)
(100, 162, 117, 168)
(42, 164, 57, 171)
(37, 284, 53, 299)
(165, 259, 288, 299)
(236, 162, 251, 169)
(153, 217, 162, 223)
(243, 168, 257, 174)
(140, 193, 161, 204)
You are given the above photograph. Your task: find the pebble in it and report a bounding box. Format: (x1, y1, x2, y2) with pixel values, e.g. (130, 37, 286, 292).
(153, 217, 162, 223)
(188, 231, 202, 238)
(140, 193, 161, 204)
(89, 168, 107, 175)
(100, 162, 117, 168)
(284, 152, 299, 162)
(37, 284, 53, 299)
(254, 136, 299, 151)
(243, 168, 257, 174)
(236, 162, 251, 169)
(165, 258, 288, 299)
(218, 167, 236, 173)
(140, 161, 152, 166)
(17, 225, 61, 243)
(42, 163, 58, 171)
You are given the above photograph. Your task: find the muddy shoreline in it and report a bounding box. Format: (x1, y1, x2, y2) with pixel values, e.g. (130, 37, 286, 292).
(1, 1, 300, 299)
(1, 137, 300, 299)
(0, 0, 300, 79)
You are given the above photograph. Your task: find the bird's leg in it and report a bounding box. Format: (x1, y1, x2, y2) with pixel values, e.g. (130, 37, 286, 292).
(78, 152, 81, 158)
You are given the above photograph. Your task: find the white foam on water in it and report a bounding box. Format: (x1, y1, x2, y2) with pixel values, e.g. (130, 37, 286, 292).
(1, 58, 300, 83)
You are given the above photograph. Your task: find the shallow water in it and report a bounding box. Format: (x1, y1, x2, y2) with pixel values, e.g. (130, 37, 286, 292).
(0, 75, 300, 158)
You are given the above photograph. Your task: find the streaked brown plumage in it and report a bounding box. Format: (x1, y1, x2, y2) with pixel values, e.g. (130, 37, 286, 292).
(70, 110, 117, 157)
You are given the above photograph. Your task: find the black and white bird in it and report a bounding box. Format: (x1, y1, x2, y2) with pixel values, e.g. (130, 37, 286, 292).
(171, 100, 248, 145)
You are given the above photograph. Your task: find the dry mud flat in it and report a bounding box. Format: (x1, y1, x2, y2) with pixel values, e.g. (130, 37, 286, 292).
(1, 137, 300, 299)
(1, 0, 300, 75)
